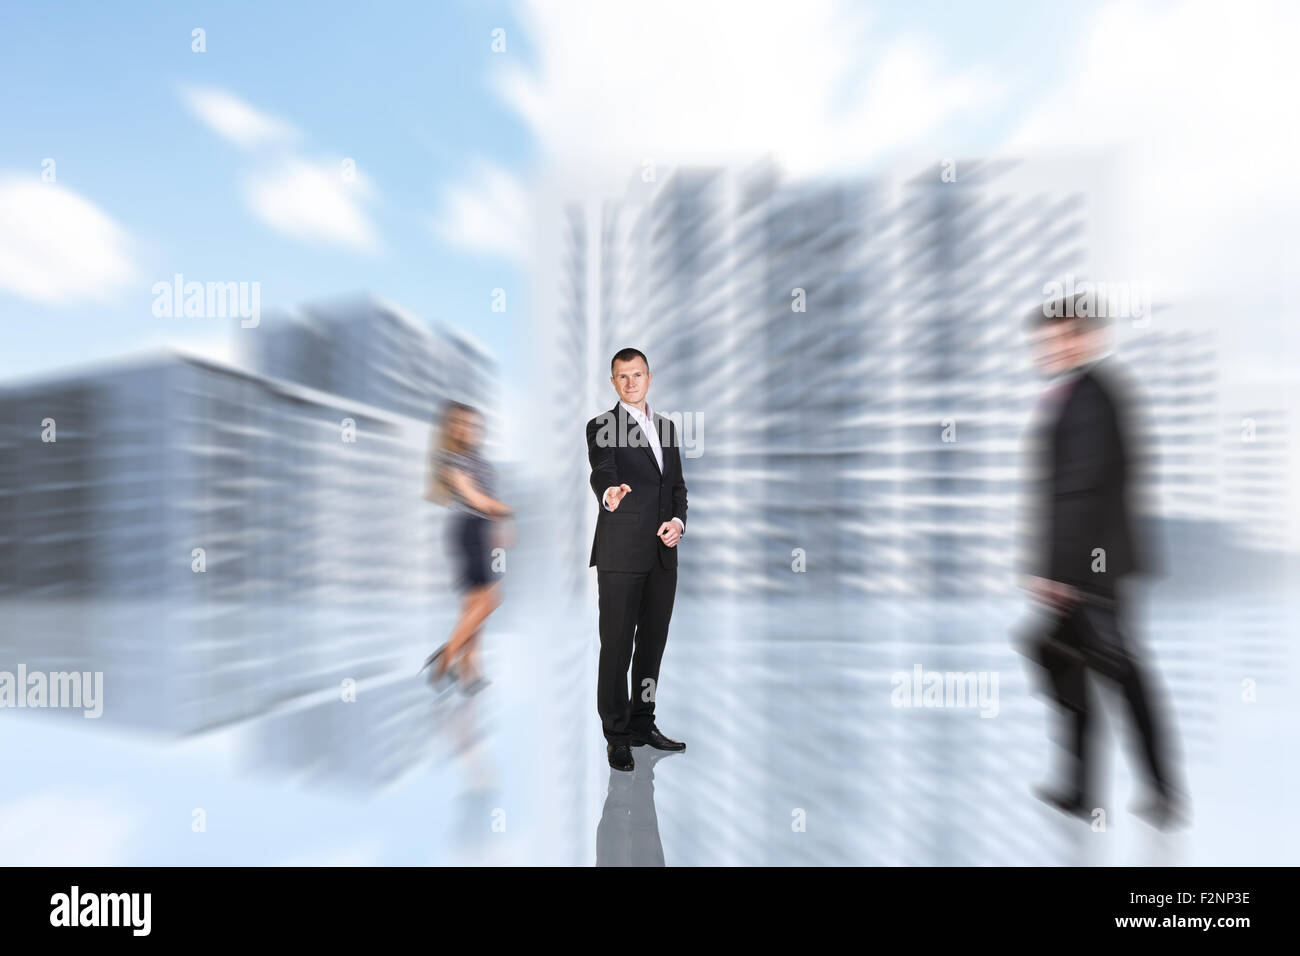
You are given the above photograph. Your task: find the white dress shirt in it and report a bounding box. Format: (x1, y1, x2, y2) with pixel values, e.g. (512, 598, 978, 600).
(603, 400, 684, 534)
(623, 400, 662, 471)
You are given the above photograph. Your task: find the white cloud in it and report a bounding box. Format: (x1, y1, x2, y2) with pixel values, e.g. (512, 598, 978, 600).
(496, 0, 999, 174)
(432, 160, 530, 261)
(0, 176, 135, 304)
(244, 158, 381, 253)
(180, 87, 381, 252)
(1005, 0, 1300, 375)
(181, 86, 299, 150)
(431, 0, 1000, 260)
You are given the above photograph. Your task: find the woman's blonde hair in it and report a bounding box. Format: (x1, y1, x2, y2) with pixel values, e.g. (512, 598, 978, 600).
(427, 401, 481, 506)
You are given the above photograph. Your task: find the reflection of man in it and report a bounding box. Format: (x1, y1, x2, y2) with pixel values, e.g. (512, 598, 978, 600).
(586, 348, 688, 772)
(1022, 295, 1185, 829)
(596, 750, 672, 866)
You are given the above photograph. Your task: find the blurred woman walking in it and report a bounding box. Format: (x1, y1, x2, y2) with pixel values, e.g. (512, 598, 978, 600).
(423, 401, 513, 695)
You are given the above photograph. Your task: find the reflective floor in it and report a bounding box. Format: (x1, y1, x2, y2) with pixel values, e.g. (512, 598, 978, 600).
(1, 590, 1295, 865)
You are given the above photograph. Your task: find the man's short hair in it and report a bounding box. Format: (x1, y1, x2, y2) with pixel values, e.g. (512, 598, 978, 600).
(610, 347, 649, 375)
(1025, 292, 1115, 331)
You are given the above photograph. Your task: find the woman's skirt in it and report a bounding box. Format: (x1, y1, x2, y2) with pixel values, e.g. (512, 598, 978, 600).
(449, 512, 493, 593)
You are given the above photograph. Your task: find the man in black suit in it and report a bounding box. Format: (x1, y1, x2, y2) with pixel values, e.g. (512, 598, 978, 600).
(1022, 294, 1185, 829)
(586, 348, 688, 772)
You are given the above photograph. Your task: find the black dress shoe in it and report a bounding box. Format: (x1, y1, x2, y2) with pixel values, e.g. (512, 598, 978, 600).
(607, 742, 635, 772)
(629, 725, 686, 752)
(1033, 785, 1094, 822)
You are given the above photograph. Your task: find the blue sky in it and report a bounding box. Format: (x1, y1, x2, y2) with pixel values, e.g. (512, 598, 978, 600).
(0, 0, 534, 379)
(1, 0, 1295, 390)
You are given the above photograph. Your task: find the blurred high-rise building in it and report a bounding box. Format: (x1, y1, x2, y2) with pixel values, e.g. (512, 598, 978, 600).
(245, 294, 498, 455)
(0, 298, 499, 736)
(1115, 322, 1220, 523)
(588, 160, 1085, 611)
(553, 204, 593, 603)
(1222, 394, 1294, 554)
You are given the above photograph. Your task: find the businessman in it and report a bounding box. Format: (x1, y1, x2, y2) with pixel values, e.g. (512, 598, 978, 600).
(1022, 293, 1185, 829)
(586, 348, 688, 772)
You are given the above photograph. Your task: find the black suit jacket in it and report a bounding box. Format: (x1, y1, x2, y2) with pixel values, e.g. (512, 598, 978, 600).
(586, 403, 688, 572)
(1039, 361, 1143, 595)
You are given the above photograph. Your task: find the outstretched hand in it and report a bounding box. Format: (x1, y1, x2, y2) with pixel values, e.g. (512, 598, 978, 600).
(605, 483, 632, 511)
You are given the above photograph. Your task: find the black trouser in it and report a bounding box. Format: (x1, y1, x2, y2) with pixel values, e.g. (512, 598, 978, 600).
(1044, 597, 1170, 799)
(597, 563, 676, 745)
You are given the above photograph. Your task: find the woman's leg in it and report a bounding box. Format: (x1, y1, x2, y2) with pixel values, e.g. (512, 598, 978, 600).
(460, 583, 503, 685)
(440, 583, 501, 676)
(435, 591, 479, 680)
(458, 628, 482, 685)
(436, 516, 485, 680)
